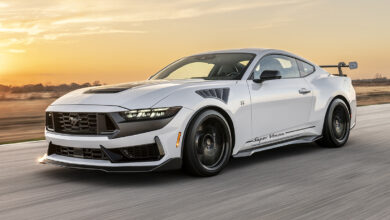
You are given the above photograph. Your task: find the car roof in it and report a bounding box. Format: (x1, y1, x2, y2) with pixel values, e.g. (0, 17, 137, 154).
(192, 48, 271, 56)
(192, 48, 316, 66)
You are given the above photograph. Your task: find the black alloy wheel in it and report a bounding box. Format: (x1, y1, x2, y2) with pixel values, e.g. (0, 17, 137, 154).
(183, 110, 232, 176)
(316, 98, 351, 148)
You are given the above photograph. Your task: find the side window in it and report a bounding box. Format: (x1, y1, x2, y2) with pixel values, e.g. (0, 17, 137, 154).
(253, 55, 300, 79)
(297, 60, 315, 77)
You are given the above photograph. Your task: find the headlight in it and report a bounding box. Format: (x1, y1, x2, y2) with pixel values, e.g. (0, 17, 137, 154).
(120, 106, 182, 121)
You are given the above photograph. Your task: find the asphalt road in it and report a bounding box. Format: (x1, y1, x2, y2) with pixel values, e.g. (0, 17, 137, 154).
(1, 104, 390, 220)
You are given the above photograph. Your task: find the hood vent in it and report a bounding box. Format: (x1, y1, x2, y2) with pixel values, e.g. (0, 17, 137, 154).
(84, 81, 165, 94)
(196, 88, 230, 103)
(84, 87, 129, 94)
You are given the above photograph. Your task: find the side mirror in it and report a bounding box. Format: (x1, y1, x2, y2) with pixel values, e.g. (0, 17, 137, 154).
(253, 70, 281, 83)
(349, 62, 358, 70)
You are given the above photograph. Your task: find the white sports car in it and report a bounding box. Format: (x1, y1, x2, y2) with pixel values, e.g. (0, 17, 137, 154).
(40, 48, 357, 176)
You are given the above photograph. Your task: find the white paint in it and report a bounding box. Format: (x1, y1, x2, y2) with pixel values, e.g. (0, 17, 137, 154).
(44, 48, 357, 169)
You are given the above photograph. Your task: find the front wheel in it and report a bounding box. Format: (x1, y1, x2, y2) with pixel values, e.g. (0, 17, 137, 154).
(316, 98, 351, 148)
(183, 110, 232, 177)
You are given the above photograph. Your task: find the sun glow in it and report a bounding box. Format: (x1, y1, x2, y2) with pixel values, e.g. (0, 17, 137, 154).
(0, 0, 389, 85)
(0, 54, 7, 73)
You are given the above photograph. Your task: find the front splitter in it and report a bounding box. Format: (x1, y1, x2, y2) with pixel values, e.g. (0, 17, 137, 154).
(41, 157, 182, 173)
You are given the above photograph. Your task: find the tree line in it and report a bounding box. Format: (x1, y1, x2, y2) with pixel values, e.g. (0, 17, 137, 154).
(0, 81, 103, 93)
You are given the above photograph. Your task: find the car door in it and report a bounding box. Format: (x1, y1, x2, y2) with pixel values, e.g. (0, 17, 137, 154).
(246, 54, 313, 146)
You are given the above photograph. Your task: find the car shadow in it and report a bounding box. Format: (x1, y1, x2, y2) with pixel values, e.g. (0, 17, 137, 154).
(37, 167, 194, 187)
(37, 143, 324, 186)
(226, 143, 324, 172)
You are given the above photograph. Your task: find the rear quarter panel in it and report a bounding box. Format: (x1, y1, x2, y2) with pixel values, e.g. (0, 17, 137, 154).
(305, 69, 357, 132)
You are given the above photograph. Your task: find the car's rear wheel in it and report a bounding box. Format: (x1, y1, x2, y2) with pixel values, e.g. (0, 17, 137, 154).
(316, 98, 351, 148)
(183, 110, 232, 176)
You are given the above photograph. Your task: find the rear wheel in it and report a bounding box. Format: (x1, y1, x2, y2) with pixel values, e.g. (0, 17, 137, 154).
(316, 98, 350, 148)
(183, 110, 232, 177)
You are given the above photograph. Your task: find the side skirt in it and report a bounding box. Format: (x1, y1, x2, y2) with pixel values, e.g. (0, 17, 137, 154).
(233, 135, 322, 158)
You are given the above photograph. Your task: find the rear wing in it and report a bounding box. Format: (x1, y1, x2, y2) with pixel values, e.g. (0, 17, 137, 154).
(320, 62, 358, 76)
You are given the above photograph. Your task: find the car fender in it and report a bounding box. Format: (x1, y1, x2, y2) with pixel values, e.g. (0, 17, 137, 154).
(153, 82, 252, 155)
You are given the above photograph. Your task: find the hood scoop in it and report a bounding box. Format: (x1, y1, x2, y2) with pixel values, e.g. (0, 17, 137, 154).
(84, 87, 128, 94)
(84, 81, 165, 94)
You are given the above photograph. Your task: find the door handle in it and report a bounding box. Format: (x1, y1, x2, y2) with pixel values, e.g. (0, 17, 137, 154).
(299, 88, 311, 94)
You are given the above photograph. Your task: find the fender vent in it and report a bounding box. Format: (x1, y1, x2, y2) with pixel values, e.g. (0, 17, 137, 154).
(196, 88, 230, 103)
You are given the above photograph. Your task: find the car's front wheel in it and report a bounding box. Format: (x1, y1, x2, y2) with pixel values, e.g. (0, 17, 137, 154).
(183, 110, 232, 176)
(316, 98, 351, 148)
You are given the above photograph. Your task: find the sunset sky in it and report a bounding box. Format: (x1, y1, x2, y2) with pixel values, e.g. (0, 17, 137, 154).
(0, 0, 389, 85)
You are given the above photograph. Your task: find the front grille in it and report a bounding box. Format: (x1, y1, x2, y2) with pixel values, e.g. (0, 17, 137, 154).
(47, 112, 116, 135)
(53, 112, 98, 134)
(49, 144, 109, 160)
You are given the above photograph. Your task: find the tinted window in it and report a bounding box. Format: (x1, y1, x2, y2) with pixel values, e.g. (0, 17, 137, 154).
(152, 53, 255, 80)
(298, 60, 315, 77)
(253, 55, 300, 79)
(165, 62, 214, 79)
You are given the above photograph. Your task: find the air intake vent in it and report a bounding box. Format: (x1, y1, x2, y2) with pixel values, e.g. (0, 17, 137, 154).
(48, 143, 109, 160)
(196, 88, 230, 103)
(48, 143, 163, 162)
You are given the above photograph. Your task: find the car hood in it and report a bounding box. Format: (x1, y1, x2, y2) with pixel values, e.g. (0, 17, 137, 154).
(51, 79, 232, 109)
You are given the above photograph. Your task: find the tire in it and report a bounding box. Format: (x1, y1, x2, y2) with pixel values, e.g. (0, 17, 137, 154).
(183, 110, 232, 177)
(316, 98, 351, 148)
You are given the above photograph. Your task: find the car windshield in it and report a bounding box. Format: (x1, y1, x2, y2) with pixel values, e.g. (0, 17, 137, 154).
(151, 53, 255, 80)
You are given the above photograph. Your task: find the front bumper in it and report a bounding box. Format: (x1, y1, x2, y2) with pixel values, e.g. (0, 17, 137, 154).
(42, 105, 193, 172)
